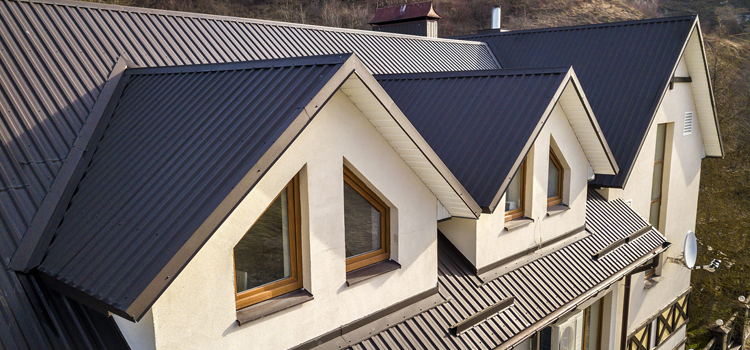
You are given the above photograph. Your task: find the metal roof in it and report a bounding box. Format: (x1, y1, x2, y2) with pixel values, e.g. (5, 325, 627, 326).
(36, 55, 349, 320)
(349, 189, 668, 350)
(375, 68, 617, 210)
(0, 0, 496, 342)
(457, 16, 698, 188)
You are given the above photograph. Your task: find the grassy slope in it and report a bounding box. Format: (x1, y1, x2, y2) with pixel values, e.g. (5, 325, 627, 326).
(85, 0, 750, 347)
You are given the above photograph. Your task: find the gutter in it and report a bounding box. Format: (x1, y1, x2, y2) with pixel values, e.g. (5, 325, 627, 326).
(493, 241, 672, 350)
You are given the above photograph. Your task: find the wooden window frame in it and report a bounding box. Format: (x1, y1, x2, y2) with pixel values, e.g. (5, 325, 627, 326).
(505, 160, 526, 222)
(344, 166, 390, 272)
(235, 175, 303, 310)
(547, 150, 564, 207)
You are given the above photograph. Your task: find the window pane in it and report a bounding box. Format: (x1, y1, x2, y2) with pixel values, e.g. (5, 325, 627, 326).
(654, 124, 666, 162)
(649, 201, 661, 227)
(651, 163, 663, 201)
(234, 190, 291, 293)
(548, 157, 560, 198)
(506, 167, 522, 212)
(345, 182, 382, 258)
(585, 300, 601, 350)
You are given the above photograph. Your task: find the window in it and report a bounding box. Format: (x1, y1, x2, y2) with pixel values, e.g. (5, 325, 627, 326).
(548, 151, 563, 207)
(344, 166, 390, 272)
(649, 124, 668, 229)
(583, 300, 603, 350)
(234, 175, 302, 310)
(505, 160, 526, 221)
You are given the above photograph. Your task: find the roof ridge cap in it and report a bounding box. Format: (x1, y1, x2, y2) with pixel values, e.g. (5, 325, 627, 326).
(9, 0, 489, 46)
(124, 54, 352, 76)
(375, 67, 571, 80)
(458, 15, 697, 39)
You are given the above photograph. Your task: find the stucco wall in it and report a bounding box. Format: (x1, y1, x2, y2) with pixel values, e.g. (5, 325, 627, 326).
(138, 91, 439, 349)
(599, 56, 703, 334)
(439, 104, 589, 271)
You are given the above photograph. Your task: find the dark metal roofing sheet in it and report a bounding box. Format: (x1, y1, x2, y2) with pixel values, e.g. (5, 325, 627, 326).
(457, 16, 696, 188)
(370, 1, 441, 24)
(0, 0, 496, 342)
(0, 225, 128, 349)
(37, 55, 348, 318)
(350, 188, 666, 350)
(375, 68, 568, 208)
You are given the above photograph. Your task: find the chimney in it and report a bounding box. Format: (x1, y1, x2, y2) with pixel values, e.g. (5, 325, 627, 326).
(369, 2, 441, 37)
(491, 7, 501, 29)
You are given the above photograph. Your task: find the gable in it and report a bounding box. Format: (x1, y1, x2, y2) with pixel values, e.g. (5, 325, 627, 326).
(375, 68, 616, 212)
(459, 16, 703, 188)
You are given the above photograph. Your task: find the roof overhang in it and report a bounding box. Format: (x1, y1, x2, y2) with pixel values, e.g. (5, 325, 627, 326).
(487, 68, 618, 213)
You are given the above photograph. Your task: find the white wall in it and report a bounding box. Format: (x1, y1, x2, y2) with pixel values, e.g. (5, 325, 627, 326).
(439, 104, 590, 271)
(114, 310, 156, 350)
(139, 91, 439, 349)
(599, 56, 703, 335)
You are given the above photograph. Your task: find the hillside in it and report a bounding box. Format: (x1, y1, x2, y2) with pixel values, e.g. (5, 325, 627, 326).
(83, 0, 750, 348)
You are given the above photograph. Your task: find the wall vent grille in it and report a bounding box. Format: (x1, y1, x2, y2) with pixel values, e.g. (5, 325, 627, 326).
(683, 112, 693, 135)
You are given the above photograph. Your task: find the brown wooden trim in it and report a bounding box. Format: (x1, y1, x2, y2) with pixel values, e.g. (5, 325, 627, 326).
(235, 175, 303, 310)
(547, 150, 564, 207)
(236, 289, 313, 326)
(343, 166, 390, 272)
(346, 260, 401, 286)
(505, 160, 526, 221)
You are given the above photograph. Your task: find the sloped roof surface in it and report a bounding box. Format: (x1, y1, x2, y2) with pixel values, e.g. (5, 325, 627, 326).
(0, 0, 497, 342)
(375, 68, 568, 208)
(37, 55, 347, 317)
(458, 16, 696, 188)
(350, 189, 666, 350)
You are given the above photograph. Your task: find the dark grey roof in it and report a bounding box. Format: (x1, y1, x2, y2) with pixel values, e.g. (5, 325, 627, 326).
(350, 189, 668, 350)
(36, 55, 350, 320)
(457, 16, 697, 188)
(375, 68, 597, 209)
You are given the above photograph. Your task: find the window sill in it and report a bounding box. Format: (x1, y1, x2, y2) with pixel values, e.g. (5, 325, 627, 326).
(546, 204, 570, 217)
(236, 289, 313, 326)
(504, 217, 533, 232)
(346, 260, 401, 286)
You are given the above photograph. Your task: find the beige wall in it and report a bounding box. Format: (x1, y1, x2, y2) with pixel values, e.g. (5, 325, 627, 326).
(440, 104, 589, 270)
(130, 91, 439, 349)
(599, 56, 703, 334)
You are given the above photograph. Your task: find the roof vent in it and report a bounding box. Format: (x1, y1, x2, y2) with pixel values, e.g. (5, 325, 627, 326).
(683, 112, 693, 136)
(370, 2, 441, 37)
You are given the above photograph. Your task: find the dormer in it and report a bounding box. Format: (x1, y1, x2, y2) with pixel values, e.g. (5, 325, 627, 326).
(377, 68, 617, 279)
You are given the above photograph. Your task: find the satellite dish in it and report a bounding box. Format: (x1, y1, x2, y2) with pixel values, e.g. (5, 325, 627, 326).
(684, 231, 697, 269)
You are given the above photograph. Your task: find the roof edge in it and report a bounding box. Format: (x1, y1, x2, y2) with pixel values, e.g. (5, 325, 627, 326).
(8, 0, 489, 45)
(374, 67, 571, 81)
(9, 57, 134, 272)
(493, 240, 672, 350)
(456, 14, 698, 39)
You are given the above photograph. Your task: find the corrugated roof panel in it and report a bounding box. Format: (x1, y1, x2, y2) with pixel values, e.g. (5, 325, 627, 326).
(350, 189, 666, 350)
(458, 16, 697, 188)
(375, 69, 568, 208)
(37, 55, 348, 317)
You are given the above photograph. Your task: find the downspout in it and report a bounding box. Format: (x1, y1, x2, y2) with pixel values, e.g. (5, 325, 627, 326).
(620, 257, 661, 350)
